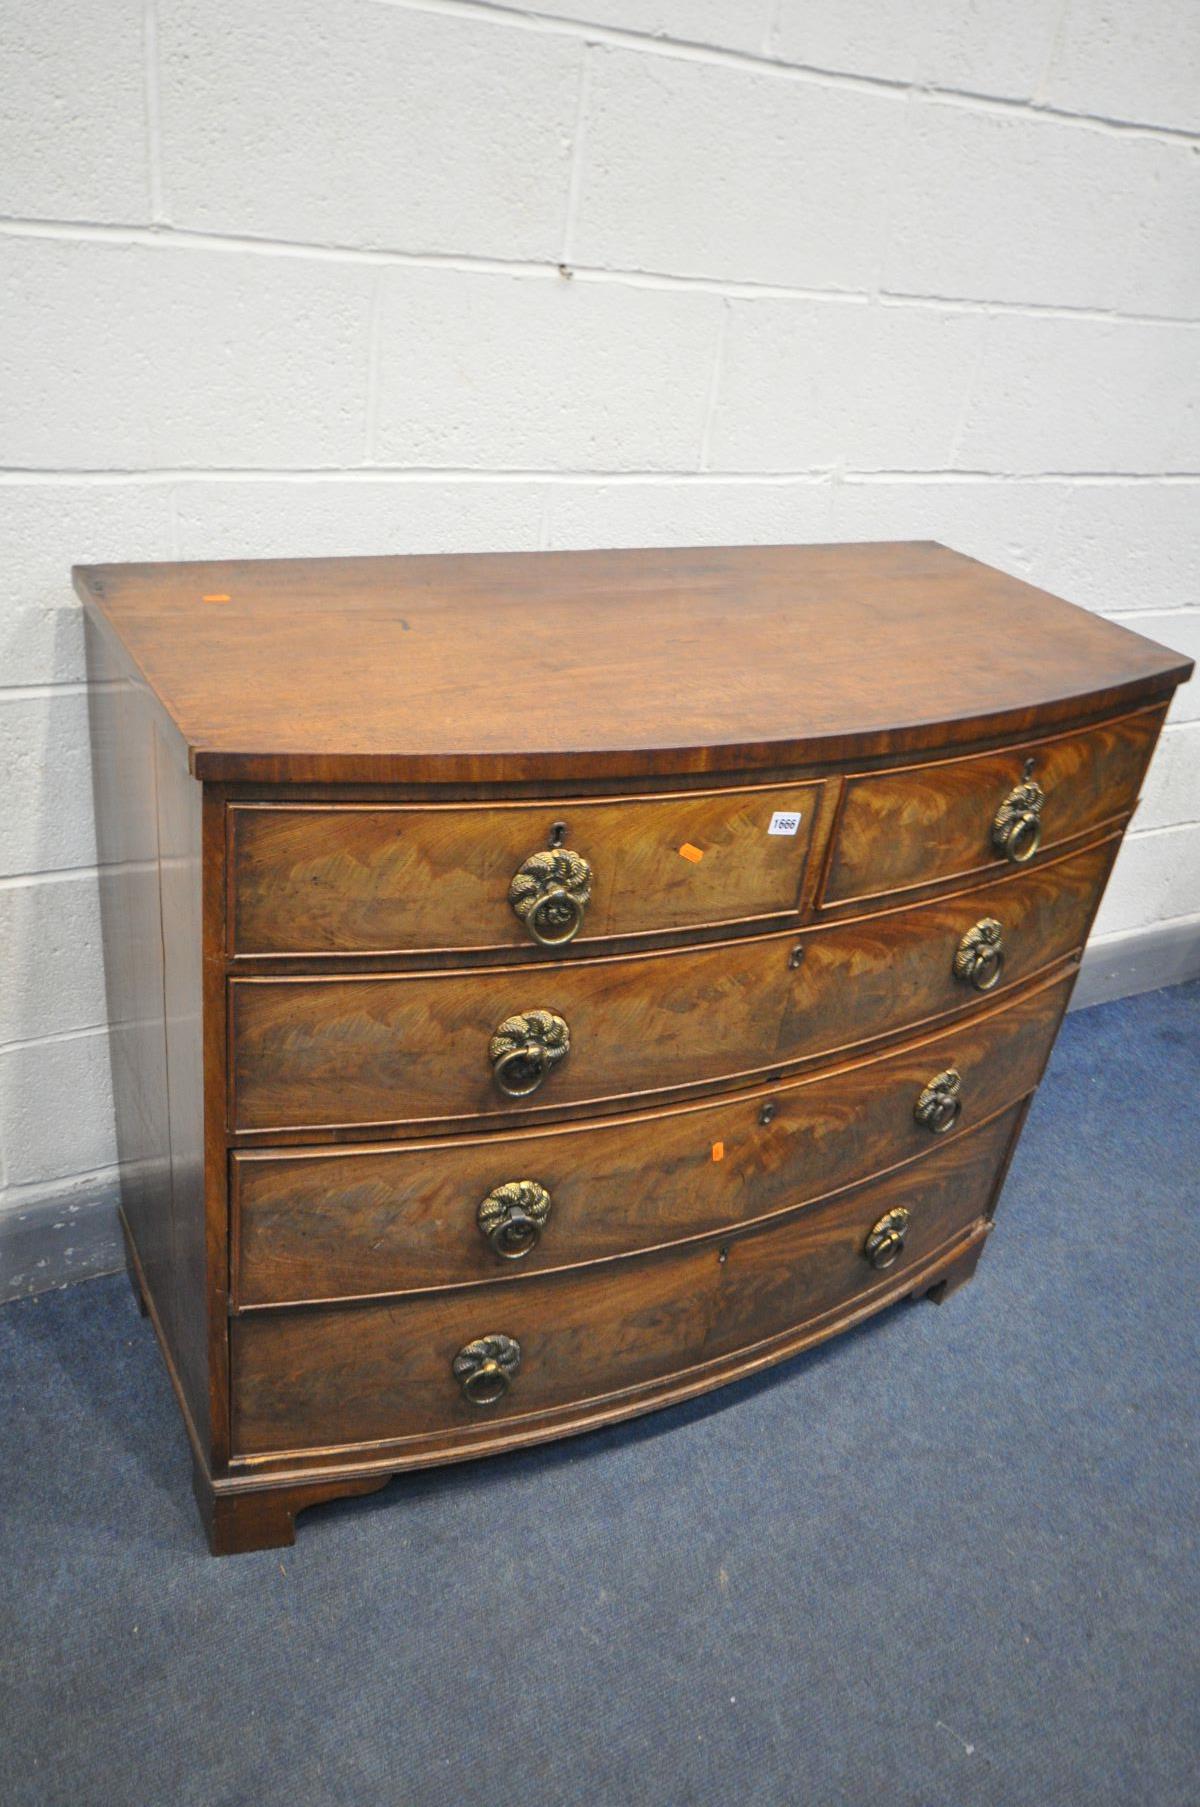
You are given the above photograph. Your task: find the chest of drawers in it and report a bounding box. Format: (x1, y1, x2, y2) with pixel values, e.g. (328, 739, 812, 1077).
(78, 542, 1191, 1555)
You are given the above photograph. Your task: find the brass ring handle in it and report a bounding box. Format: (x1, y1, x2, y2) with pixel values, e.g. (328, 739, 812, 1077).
(864, 1207, 910, 1271)
(492, 1043, 550, 1098)
(452, 1334, 521, 1406)
(954, 918, 1004, 992)
(489, 1010, 570, 1098)
(914, 1068, 963, 1135)
(1001, 810, 1041, 863)
(509, 849, 593, 947)
(992, 762, 1045, 865)
(477, 1180, 552, 1260)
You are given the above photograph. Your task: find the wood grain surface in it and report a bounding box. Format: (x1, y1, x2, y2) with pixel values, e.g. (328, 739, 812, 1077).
(231, 1103, 1020, 1457)
(229, 835, 1116, 1136)
(229, 780, 822, 957)
(75, 544, 1192, 784)
(85, 617, 214, 1455)
(233, 969, 1072, 1306)
(824, 701, 1165, 906)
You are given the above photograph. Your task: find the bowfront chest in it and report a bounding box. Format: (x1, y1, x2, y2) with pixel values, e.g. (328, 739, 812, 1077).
(77, 543, 1192, 1554)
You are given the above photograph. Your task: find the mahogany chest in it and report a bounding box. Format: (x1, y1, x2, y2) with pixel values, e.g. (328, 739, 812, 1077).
(77, 543, 1192, 1554)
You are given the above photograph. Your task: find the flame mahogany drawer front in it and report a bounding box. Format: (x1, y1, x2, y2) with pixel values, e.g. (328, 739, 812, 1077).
(77, 543, 1192, 1554)
(229, 780, 825, 957)
(231, 1106, 1022, 1459)
(822, 703, 1167, 910)
(229, 835, 1118, 1137)
(232, 969, 1072, 1308)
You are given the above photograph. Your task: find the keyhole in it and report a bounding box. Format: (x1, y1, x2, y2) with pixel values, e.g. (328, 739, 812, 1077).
(549, 821, 566, 849)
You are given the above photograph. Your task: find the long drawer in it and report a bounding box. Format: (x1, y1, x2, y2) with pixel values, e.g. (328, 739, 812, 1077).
(822, 702, 1161, 908)
(229, 780, 823, 957)
(229, 834, 1115, 1136)
(231, 1104, 1020, 1458)
(232, 969, 1071, 1306)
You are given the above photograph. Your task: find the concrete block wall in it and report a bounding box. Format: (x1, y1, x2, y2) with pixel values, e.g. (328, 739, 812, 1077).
(2, 0, 1198, 1293)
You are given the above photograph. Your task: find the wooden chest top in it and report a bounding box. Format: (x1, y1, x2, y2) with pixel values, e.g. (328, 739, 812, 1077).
(73, 542, 1190, 785)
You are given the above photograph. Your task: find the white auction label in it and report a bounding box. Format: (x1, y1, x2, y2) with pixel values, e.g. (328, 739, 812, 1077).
(768, 811, 802, 836)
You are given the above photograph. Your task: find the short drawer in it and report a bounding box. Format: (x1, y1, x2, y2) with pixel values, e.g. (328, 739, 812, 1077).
(229, 781, 823, 957)
(232, 969, 1071, 1306)
(229, 834, 1114, 1136)
(822, 703, 1164, 908)
(230, 1104, 1019, 1457)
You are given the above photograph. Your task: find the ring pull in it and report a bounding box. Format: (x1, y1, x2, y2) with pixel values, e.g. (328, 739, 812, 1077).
(477, 1181, 552, 1260)
(489, 1010, 571, 1098)
(452, 1334, 522, 1407)
(509, 848, 593, 947)
(992, 757, 1044, 864)
(914, 1069, 963, 1135)
(864, 1208, 910, 1271)
(954, 918, 1004, 992)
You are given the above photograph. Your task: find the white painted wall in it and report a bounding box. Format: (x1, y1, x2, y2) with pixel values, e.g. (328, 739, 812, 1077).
(2, 0, 1198, 1282)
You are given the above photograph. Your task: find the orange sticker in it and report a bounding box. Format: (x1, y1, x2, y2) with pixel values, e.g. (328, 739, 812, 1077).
(711, 1141, 725, 1162)
(679, 842, 704, 864)
(202, 593, 232, 603)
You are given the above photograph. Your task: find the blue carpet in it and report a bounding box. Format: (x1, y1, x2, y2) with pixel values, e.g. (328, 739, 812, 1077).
(1, 981, 1197, 1807)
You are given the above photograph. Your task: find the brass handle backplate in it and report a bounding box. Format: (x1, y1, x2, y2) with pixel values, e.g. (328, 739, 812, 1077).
(864, 1207, 910, 1271)
(452, 1334, 522, 1406)
(477, 1180, 552, 1260)
(489, 1009, 571, 1098)
(992, 759, 1045, 864)
(914, 1068, 963, 1135)
(509, 849, 593, 947)
(954, 917, 1004, 992)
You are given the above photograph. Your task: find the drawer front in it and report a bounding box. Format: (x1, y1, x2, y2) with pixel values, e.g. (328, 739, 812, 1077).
(229, 781, 823, 957)
(231, 1104, 1019, 1457)
(233, 970, 1071, 1306)
(823, 704, 1163, 908)
(230, 835, 1114, 1135)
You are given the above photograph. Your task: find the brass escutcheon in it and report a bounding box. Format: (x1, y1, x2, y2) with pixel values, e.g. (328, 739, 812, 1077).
(452, 1333, 522, 1407)
(914, 1068, 963, 1135)
(954, 917, 1004, 992)
(477, 1180, 552, 1260)
(509, 848, 593, 947)
(489, 1009, 571, 1098)
(992, 758, 1045, 864)
(864, 1207, 911, 1271)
